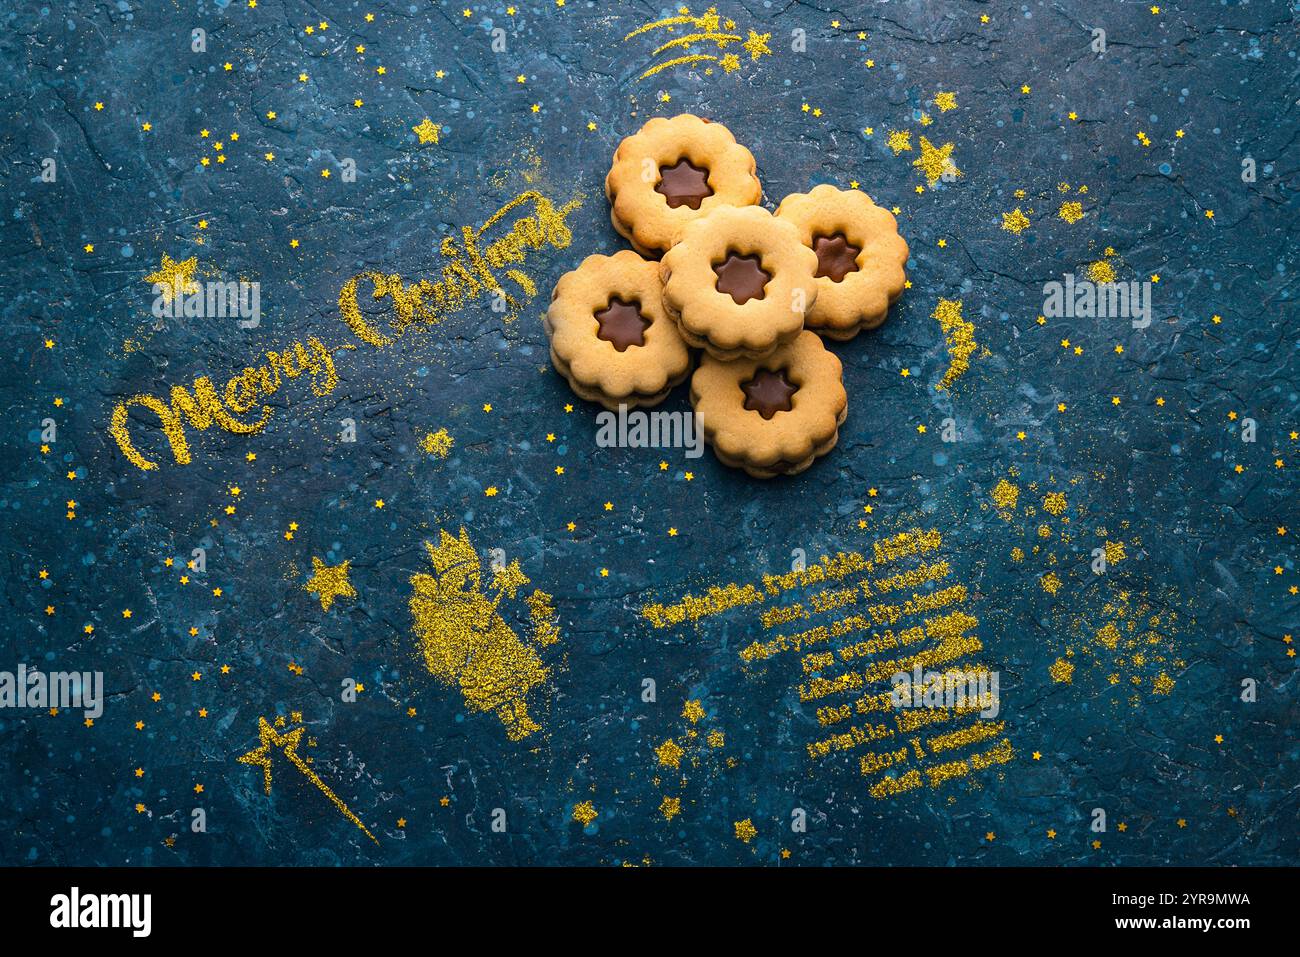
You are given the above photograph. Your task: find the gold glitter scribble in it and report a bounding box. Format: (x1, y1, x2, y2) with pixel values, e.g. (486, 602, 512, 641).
(734, 818, 757, 843)
(408, 527, 557, 740)
(624, 7, 771, 80)
(933, 298, 976, 392)
(572, 800, 597, 826)
(421, 428, 454, 457)
(305, 557, 357, 612)
(237, 716, 378, 844)
(659, 796, 681, 821)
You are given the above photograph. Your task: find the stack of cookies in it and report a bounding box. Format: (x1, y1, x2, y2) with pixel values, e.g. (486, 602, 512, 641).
(545, 114, 909, 478)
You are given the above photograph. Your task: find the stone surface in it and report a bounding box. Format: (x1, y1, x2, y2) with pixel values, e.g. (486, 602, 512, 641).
(0, 1, 1295, 866)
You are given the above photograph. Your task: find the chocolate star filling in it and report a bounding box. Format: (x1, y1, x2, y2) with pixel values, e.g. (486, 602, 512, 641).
(741, 368, 798, 419)
(594, 297, 651, 351)
(812, 232, 862, 282)
(713, 253, 771, 304)
(655, 159, 713, 210)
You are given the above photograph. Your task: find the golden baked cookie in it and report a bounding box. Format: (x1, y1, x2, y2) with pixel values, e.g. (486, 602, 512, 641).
(605, 114, 762, 257)
(774, 184, 909, 340)
(690, 330, 847, 478)
(545, 250, 692, 410)
(661, 205, 820, 361)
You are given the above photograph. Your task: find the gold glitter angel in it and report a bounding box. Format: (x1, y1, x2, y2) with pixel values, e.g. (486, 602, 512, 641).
(408, 528, 557, 740)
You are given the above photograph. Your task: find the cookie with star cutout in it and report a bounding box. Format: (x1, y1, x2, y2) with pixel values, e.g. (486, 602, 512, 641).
(690, 330, 847, 478)
(545, 250, 693, 410)
(661, 204, 820, 361)
(774, 184, 910, 340)
(605, 114, 763, 258)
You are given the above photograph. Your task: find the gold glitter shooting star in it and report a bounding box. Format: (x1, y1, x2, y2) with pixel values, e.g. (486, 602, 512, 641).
(238, 716, 378, 844)
(624, 6, 771, 79)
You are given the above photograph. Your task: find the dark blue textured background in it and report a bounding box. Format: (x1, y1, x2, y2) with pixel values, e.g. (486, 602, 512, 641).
(0, 0, 1296, 865)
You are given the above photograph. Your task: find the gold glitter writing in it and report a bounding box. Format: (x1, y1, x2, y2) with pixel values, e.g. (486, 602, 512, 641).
(338, 190, 584, 348)
(110, 190, 580, 471)
(109, 336, 339, 471)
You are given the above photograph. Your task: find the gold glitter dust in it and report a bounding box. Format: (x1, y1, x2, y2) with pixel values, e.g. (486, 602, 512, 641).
(304, 557, 357, 611)
(421, 427, 454, 457)
(1001, 208, 1031, 235)
(1043, 492, 1067, 515)
(992, 479, 1020, 513)
(659, 796, 681, 821)
(409, 528, 555, 740)
(1058, 201, 1085, 224)
(1088, 259, 1117, 283)
(932, 298, 976, 391)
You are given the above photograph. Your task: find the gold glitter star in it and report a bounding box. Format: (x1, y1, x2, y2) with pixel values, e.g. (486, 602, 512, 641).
(412, 118, 441, 145)
(742, 29, 771, 60)
(304, 557, 357, 611)
(143, 254, 200, 303)
(913, 136, 959, 186)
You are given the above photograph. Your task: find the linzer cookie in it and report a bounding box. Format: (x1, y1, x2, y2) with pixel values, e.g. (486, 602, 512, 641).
(545, 250, 692, 410)
(690, 330, 847, 479)
(661, 205, 819, 361)
(774, 184, 909, 340)
(605, 114, 762, 257)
